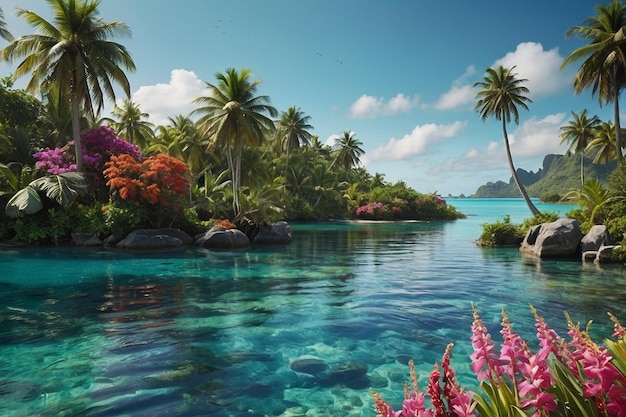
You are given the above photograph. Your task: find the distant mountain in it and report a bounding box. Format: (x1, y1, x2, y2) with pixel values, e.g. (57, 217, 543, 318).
(473, 154, 617, 198)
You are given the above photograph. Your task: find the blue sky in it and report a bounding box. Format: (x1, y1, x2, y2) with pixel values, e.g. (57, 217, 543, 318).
(0, 0, 615, 196)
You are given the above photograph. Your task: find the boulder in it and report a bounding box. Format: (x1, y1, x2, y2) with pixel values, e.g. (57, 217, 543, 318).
(519, 218, 582, 258)
(580, 225, 610, 252)
(116, 228, 192, 250)
(71, 232, 103, 247)
(254, 221, 293, 244)
(195, 226, 250, 248)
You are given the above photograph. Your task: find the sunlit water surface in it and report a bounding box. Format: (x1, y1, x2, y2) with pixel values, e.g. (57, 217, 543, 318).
(1, 199, 625, 416)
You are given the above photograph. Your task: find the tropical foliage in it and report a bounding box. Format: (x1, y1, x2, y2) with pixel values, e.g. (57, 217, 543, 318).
(1, 0, 135, 171)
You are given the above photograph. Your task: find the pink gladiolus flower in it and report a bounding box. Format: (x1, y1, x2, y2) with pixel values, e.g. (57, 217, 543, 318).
(427, 363, 446, 417)
(470, 304, 503, 383)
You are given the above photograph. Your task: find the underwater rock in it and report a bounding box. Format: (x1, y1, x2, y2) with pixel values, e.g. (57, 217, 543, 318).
(328, 361, 368, 380)
(289, 358, 328, 376)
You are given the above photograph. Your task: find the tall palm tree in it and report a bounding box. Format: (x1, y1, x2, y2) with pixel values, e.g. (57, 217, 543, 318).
(0, 7, 14, 42)
(276, 106, 313, 192)
(193, 68, 277, 216)
(559, 109, 601, 187)
(562, 0, 626, 160)
(104, 99, 154, 150)
(474, 65, 539, 216)
(588, 121, 620, 164)
(1, 0, 135, 172)
(331, 130, 365, 170)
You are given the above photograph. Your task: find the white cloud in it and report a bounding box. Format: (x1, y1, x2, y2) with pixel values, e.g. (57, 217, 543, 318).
(348, 93, 419, 119)
(429, 113, 567, 175)
(494, 42, 569, 98)
(434, 66, 477, 110)
(131, 69, 206, 126)
(509, 112, 567, 156)
(364, 121, 466, 163)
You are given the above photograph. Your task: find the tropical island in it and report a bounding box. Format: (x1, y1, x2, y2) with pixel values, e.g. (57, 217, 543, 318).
(1, 1, 626, 417)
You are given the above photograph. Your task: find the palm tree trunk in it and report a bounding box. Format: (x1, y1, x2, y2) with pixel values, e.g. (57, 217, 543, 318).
(502, 119, 539, 216)
(71, 88, 84, 172)
(613, 66, 622, 160)
(580, 151, 585, 189)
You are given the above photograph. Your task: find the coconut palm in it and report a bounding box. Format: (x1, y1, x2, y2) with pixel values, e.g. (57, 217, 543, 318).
(276, 106, 313, 193)
(1, 0, 135, 172)
(588, 121, 621, 164)
(474, 65, 539, 216)
(559, 109, 601, 187)
(193, 68, 277, 216)
(562, 0, 626, 160)
(0, 7, 14, 42)
(331, 130, 365, 170)
(104, 99, 154, 150)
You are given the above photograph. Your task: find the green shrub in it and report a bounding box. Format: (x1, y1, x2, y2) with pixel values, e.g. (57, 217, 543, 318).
(476, 215, 524, 247)
(540, 192, 561, 202)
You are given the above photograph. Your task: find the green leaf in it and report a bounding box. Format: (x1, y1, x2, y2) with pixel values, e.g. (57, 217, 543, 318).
(29, 172, 89, 209)
(5, 186, 43, 218)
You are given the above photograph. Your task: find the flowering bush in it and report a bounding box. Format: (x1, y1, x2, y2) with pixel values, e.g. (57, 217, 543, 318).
(372, 305, 626, 417)
(33, 126, 141, 177)
(103, 153, 189, 231)
(356, 202, 385, 219)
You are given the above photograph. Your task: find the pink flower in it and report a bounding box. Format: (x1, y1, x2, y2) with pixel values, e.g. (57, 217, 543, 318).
(470, 304, 503, 383)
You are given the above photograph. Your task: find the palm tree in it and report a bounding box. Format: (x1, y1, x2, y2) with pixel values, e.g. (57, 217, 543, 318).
(0, 7, 14, 42)
(193, 68, 277, 216)
(1, 0, 135, 172)
(474, 65, 539, 216)
(562, 0, 626, 160)
(559, 109, 601, 187)
(276, 106, 313, 193)
(104, 99, 154, 150)
(331, 130, 365, 170)
(588, 121, 620, 164)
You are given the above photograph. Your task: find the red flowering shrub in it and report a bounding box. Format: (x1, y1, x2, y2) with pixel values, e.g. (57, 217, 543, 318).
(103, 154, 190, 231)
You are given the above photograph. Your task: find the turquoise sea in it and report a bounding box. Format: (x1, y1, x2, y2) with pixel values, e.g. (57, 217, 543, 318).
(1, 198, 625, 417)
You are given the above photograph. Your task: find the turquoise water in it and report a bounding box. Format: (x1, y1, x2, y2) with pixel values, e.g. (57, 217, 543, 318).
(1, 198, 625, 416)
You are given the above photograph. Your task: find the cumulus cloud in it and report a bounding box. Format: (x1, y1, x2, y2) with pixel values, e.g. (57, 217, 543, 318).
(509, 112, 567, 156)
(348, 93, 419, 119)
(364, 121, 466, 163)
(494, 42, 569, 98)
(434, 66, 477, 110)
(430, 113, 567, 175)
(131, 69, 206, 126)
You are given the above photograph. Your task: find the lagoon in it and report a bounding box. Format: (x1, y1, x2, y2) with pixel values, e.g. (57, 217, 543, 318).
(1, 198, 625, 416)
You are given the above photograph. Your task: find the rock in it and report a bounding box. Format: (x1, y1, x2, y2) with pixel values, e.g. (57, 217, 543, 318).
(289, 358, 328, 376)
(580, 225, 610, 252)
(195, 226, 250, 248)
(519, 218, 582, 258)
(71, 232, 102, 246)
(254, 221, 293, 244)
(116, 228, 192, 250)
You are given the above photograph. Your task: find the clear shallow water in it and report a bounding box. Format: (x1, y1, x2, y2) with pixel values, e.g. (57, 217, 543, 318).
(1, 198, 625, 417)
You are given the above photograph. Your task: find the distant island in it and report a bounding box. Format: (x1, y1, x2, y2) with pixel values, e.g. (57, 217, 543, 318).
(472, 154, 617, 199)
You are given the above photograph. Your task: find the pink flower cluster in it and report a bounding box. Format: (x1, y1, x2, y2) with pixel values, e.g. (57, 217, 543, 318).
(33, 126, 141, 175)
(33, 147, 77, 174)
(356, 202, 384, 216)
(374, 306, 626, 417)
